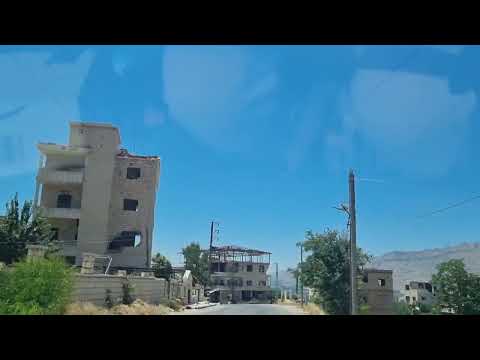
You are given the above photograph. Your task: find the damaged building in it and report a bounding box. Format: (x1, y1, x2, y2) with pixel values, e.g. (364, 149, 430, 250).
(358, 268, 394, 315)
(207, 245, 272, 304)
(34, 122, 160, 269)
(399, 281, 437, 308)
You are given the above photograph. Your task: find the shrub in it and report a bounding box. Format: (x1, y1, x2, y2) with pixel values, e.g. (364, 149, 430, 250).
(392, 301, 414, 315)
(161, 299, 183, 311)
(0, 257, 74, 315)
(105, 289, 115, 309)
(121, 282, 135, 305)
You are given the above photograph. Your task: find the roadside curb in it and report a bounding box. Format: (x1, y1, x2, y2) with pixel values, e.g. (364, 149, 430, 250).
(186, 302, 219, 310)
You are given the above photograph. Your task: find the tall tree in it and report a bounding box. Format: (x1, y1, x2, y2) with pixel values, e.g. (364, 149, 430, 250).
(151, 252, 173, 280)
(0, 194, 54, 264)
(182, 242, 209, 286)
(299, 229, 371, 315)
(432, 259, 480, 315)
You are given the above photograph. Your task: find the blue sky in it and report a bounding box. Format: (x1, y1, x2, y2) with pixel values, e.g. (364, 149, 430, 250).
(1, 45, 480, 269)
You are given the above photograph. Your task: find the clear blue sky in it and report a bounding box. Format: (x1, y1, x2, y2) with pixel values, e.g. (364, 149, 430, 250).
(2, 45, 480, 269)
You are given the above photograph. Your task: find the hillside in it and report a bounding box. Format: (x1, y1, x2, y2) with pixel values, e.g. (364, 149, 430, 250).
(370, 242, 480, 290)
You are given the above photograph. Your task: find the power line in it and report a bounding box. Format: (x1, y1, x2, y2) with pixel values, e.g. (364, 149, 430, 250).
(417, 194, 480, 219)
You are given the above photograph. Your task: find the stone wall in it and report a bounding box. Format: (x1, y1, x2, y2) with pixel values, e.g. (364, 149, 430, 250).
(72, 273, 168, 306)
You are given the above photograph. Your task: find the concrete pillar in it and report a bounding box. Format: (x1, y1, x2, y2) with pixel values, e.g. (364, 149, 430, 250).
(80, 253, 97, 274)
(26, 245, 48, 260)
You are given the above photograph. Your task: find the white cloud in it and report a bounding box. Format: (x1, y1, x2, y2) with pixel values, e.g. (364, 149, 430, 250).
(0, 51, 95, 177)
(341, 69, 476, 176)
(428, 45, 465, 55)
(162, 46, 278, 150)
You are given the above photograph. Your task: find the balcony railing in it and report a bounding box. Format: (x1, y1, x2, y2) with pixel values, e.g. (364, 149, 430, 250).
(40, 207, 81, 219)
(37, 168, 84, 185)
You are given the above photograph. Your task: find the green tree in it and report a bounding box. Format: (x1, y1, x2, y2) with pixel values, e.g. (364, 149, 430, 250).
(152, 252, 173, 280)
(182, 242, 209, 286)
(299, 229, 372, 315)
(432, 259, 480, 315)
(0, 256, 74, 315)
(0, 193, 55, 264)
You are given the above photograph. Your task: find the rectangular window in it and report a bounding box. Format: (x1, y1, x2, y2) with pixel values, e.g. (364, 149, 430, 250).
(246, 280, 252, 286)
(123, 199, 139, 211)
(219, 279, 225, 286)
(246, 265, 253, 272)
(412, 296, 416, 302)
(259, 265, 265, 273)
(405, 284, 410, 290)
(378, 279, 386, 287)
(406, 296, 410, 303)
(418, 283, 425, 289)
(126, 167, 141, 179)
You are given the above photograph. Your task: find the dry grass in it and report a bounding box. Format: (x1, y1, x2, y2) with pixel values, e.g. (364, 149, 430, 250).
(303, 303, 325, 315)
(65, 300, 172, 315)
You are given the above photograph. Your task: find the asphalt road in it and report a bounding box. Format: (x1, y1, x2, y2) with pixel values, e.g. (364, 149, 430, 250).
(173, 304, 306, 315)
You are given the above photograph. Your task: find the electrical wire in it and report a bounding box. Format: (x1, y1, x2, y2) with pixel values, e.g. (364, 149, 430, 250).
(417, 194, 480, 219)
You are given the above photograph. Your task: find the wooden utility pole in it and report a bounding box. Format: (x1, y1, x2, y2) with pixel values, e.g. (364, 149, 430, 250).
(208, 221, 215, 285)
(349, 169, 357, 315)
(300, 243, 304, 307)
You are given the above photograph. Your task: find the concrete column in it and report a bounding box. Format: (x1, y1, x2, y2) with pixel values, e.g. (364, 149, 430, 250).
(80, 253, 97, 274)
(26, 245, 48, 260)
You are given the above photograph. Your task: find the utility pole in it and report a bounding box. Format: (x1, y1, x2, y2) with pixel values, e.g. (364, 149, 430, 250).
(300, 243, 304, 307)
(349, 169, 357, 315)
(275, 262, 279, 289)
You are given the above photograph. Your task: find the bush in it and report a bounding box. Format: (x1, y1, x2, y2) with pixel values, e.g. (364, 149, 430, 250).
(392, 301, 414, 315)
(0, 257, 74, 315)
(161, 299, 183, 311)
(121, 282, 135, 305)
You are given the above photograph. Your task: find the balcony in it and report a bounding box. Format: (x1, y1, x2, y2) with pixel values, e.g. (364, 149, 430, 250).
(40, 207, 81, 220)
(37, 168, 84, 185)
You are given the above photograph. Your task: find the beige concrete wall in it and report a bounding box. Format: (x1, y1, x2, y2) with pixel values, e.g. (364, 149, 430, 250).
(45, 154, 85, 170)
(76, 125, 119, 257)
(106, 156, 160, 268)
(72, 274, 168, 306)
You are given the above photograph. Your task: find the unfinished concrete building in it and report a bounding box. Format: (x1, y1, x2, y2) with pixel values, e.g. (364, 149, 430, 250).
(207, 245, 272, 304)
(400, 281, 437, 308)
(34, 122, 160, 269)
(358, 269, 394, 315)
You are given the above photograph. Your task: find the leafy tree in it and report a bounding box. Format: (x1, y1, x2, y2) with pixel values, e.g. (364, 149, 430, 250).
(299, 229, 372, 315)
(432, 259, 480, 315)
(0, 193, 54, 264)
(152, 252, 173, 280)
(0, 256, 74, 315)
(182, 242, 209, 286)
(392, 301, 415, 315)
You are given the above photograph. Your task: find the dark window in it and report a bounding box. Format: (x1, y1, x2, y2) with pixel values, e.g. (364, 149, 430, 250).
(412, 296, 416, 302)
(57, 193, 72, 208)
(259, 265, 265, 273)
(259, 281, 266, 286)
(405, 284, 410, 290)
(51, 228, 59, 241)
(219, 279, 225, 286)
(247, 265, 253, 272)
(123, 199, 139, 211)
(246, 280, 252, 286)
(406, 296, 410, 303)
(418, 283, 425, 289)
(421, 296, 426, 301)
(108, 231, 142, 249)
(126, 167, 141, 179)
(362, 275, 368, 283)
(378, 279, 386, 287)
(65, 256, 76, 265)
(425, 283, 432, 293)
(219, 263, 226, 272)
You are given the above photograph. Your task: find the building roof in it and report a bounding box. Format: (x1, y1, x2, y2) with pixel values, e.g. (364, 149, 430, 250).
(70, 121, 121, 145)
(117, 148, 160, 161)
(210, 245, 271, 256)
(363, 268, 393, 274)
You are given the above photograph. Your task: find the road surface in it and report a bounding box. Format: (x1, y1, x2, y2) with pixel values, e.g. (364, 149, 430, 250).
(173, 304, 306, 315)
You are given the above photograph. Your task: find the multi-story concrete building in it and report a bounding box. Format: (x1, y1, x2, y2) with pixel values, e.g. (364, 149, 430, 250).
(33, 122, 160, 269)
(358, 268, 394, 315)
(207, 245, 272, 304)
(399, 281, 437, 308)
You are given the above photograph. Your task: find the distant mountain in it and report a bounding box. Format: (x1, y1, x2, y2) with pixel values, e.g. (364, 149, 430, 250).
(371, 242, 480, 290)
